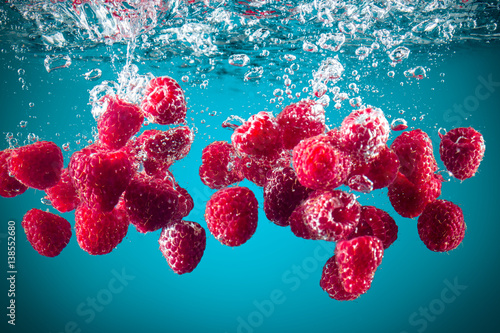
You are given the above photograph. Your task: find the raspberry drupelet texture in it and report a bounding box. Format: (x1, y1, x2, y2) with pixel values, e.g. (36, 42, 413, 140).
(45, 168, 80, 213)
(439, 127, 485, 180)
(159, 220, 206, 274)
(199, 141, 244, 189)
(293, 134, 351, 190)
(346, 206, 398, 249)
(239, 151, 290, 187)
(0, 149, 27, 198)
(205, 186, 258, 247)
(98, 96, 143, 150)
(8, 141, 64, 190)
(143, 126, 194, 165)
(289, 190, 360, 241)
(22, 208, 72, 257)
(263, 166, 312, 227)
(417, 199, 466, 252)
(75, 203, 129, 255)
(141, 76, 187, 125)
(277, 99, 326, 149)
(320, 255, 362, 301)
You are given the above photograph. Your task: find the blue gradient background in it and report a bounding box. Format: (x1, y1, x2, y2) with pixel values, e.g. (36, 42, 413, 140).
(1, 38, 500, 333)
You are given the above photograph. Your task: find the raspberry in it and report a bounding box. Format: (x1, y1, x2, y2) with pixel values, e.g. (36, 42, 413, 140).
(340, 107, 390, 160)
(44, 168, 80, 213)
(124, 174, 179, 233)
(159, 220, 206, 274)
(388, 172, 442, 218)
(277, 99, 325, 149)
(205, 186, 258, 247)
(173, 185, 194, 220)
(8, 141, 63, 190)
(231, 111, 282, 158)
(75, 203, 129, 255)
(417, 199, 466, 252)
(240, 151, 290, 187)
(320, 255, 362, 301)
(347, 206, 398, 249)
(439, 127, 485, 180)
(98, 96, 143, 150)
(69, 144, 134, 212)
(289, 190, 360, 241)
(22, 208, 72, 257)
(141, 76, 187, 125)
(143, 126, 194, 164)
(292, 135, 351, 190)
(391, 129, 437, 183)
(0, 149, 27, 198)
(263, 166, 312, 227)
(335, 236, 384, 294)
(199, 141, 244, 189)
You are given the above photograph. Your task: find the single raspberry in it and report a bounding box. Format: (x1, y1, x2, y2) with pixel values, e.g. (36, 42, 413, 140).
(75, 203, 129, 255)
(22, 208, 72, 257)
(69, 144, 134, 212)
(173, 185, 194, 220)
(239, 151, 290, 187)
(439, 127, 485, 180)
(8, 141, 63, 190)
(320, 255, 362, 301)
(0, 149, 27, 198)
(199, 141, 244, 189)
(388, 172, 442, 218)
(277, 99, 325, 149)
(347, 206, 398, 249)
(124, 174, 179, 233)
(289, 190, 360, 241)
(159, 220, 206, 274)
(340, 107, 390, 160)
(417, 199, 466, 252)
(335, 236, 384, 294)
(205, 186, 258, 247)
(44, 168, 80, 213)
(143, 126, 194, 164)
(141, 76, 187, 125)
(231, 111, 282, 158)
(292, 135, 351, 190)
(391, 129, 437, 183)
(98, 96, 143, 150)
(263, 166, 312, 227)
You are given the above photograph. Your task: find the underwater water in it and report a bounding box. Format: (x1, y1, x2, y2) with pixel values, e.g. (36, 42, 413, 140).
(1, 1, 500, 332)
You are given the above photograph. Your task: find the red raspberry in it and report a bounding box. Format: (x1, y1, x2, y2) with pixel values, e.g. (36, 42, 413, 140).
(44, 168, 80, 213)
(143, 126, 194, 164)
(239, 151, 290, 187)
(124, 174, 179, 233)
(159, 220, 206, 274)
(388, 172, 442, 218)
(22, 208, 72, 257)
(141, 76, 187, 125)
(335, 236, 384, 294)
(417, 199, 466, 252)
(347, 206, 398, 249)
(205, 186, 258, 247)
(231, 111, 282, 158)
(8, 141, 63, 190)
(277, 99, 325, 149)
(391, 129, 437, 183)
(340, 107, 390, 160)
(320, 255, 362, 301)
(263, 166, 312, 227)
(98, 96, 143, 150)
(75, 203, 129, 255)
(289, 190, 360, 241)
(199, 141, 244, 189)
(439, 127, 485, 180)
(69, 144, 134, 212)
(0, 149, 27, 198)
(173, 185, 194, 220)
(292, 135, 351, 190)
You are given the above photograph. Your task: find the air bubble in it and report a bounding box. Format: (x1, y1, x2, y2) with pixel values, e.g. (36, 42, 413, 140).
(41, 198, 52, 206)
(44, 54, 72, 73)
(391, 118, 408, 131)
(29, 102, 35, 107)
(62, 142, 70, 151)
(228, 54, 250, 67)
(18, 68, 25, 76)
(273, 89, 283, 97)
(19, 120, 28, 128)
(284, 54, 296, 61)
(349, 97, 362, 108)
(388, 71, 395, 78)
(84, 68, 102, 81)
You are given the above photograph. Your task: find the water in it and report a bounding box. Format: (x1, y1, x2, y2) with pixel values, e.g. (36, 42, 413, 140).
(1, 1, 500, 333)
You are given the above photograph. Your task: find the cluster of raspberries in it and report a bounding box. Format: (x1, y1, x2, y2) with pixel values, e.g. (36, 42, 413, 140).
(199, 100, 485, 301)
(0, 76, 207, 275)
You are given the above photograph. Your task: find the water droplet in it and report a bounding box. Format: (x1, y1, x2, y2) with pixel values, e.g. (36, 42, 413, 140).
(391, 118, 408, 131)
(84, 68, 102, 81)
(229, 54, 250, 67)
(44, 54, 72, 73)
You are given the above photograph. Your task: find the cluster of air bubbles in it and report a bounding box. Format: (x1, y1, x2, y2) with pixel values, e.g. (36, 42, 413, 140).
(44, 55, 71, 73)
(317, 33, 345, 52)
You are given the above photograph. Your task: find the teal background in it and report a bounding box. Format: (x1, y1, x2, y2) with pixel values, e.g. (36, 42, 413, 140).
(1, 38, 500, 333)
